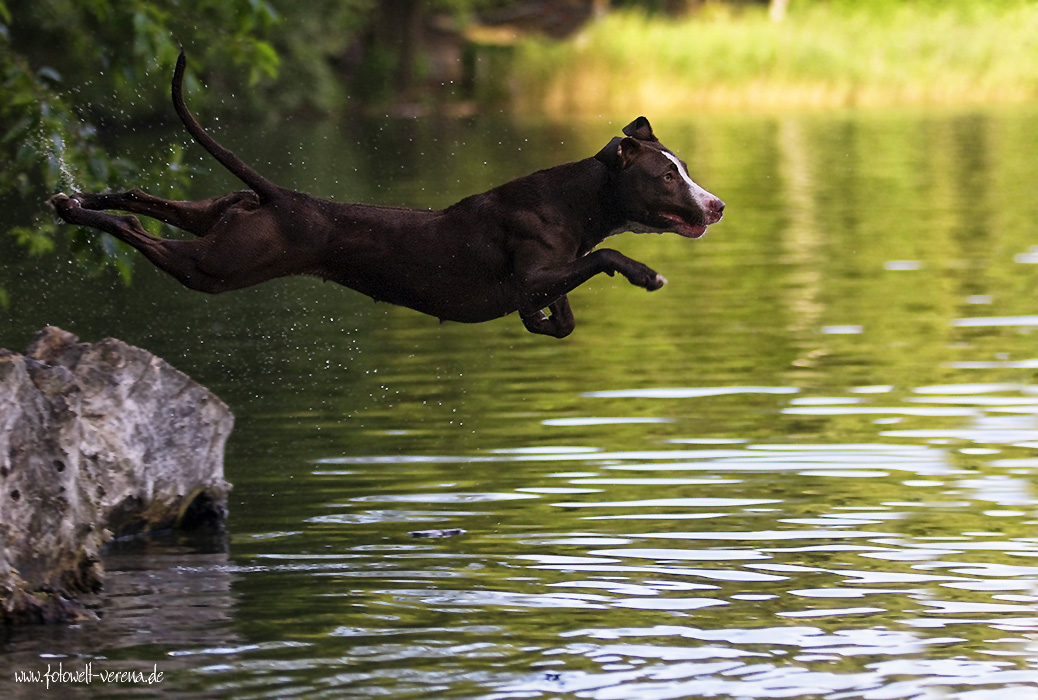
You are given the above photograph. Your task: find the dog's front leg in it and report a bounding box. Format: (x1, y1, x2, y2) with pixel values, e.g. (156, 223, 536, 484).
(520, 248, 666, 309)
(517, 248, 665, 337)
(521, 296, 575, 338)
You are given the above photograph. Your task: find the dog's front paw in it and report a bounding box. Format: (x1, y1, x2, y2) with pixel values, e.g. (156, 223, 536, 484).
(624, 264, 666, 291)
(648, 273, 667, 291)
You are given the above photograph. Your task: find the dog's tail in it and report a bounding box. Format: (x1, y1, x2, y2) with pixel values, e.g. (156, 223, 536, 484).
(172, 51, 281, 202)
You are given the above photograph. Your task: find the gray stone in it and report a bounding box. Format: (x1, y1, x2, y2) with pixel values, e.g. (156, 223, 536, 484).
(0, 327, 233, 623)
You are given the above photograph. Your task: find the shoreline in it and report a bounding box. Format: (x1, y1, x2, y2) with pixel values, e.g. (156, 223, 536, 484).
(506, 5, 1038, 116)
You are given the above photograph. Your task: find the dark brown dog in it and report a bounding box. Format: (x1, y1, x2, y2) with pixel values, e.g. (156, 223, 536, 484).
(49, 52, 723, 338)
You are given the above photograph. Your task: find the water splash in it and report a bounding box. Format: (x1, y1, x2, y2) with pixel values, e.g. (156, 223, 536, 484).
(37, 126, 80, 193)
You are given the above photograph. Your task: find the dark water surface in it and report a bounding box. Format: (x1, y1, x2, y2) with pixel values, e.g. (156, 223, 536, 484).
(2, 107, 1037, 698)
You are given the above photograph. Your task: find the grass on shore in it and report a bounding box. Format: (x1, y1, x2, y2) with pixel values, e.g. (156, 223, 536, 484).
(510, 1, 1038, 114)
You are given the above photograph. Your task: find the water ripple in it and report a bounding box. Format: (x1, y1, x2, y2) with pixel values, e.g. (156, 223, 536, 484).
(584, 387, 800, 399)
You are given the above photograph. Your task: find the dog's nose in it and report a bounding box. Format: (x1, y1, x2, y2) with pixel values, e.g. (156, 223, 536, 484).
(708, 198, 725, 221)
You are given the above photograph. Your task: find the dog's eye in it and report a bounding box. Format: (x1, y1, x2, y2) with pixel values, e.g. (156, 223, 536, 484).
(664, 173, 674, 181)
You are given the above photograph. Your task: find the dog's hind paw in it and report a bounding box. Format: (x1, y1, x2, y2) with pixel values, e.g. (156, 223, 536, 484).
(47, 192, 81, 210)
(649, 273, 667, 290)
(47, 193, 87, 225)
(47, 192, 74, 215)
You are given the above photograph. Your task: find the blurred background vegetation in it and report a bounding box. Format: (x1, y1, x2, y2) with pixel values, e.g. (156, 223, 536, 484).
(4, 0, 1038, 303)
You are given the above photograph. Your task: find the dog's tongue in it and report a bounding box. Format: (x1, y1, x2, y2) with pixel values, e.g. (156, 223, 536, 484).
(661, 214, 707, 239)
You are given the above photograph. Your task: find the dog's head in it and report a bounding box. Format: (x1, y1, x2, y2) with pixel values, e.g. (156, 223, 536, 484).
(595, 117, 724, 238)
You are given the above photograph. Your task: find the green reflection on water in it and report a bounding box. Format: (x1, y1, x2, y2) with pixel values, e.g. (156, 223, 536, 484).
(2, 106, 1037, 698)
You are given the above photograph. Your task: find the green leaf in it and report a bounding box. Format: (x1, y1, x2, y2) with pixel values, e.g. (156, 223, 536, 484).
(10, 225, 56, 256)
(248, 41, 280, 84)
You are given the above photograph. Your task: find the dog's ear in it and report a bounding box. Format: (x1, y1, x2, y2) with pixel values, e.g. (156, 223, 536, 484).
(594, 136, 625, 170)
(594, 136, 644, 170)
(615, 137, 645, 170)
(622, 116, 657, 142)
(595, 118, 656, 169)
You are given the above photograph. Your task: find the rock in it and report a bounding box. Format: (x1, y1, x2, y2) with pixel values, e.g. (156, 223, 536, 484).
(0, 327, 233, 624)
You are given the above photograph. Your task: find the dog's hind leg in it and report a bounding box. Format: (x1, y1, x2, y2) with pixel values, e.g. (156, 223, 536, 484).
(68, 188, 259, 238)
(48, 193, 232, 293)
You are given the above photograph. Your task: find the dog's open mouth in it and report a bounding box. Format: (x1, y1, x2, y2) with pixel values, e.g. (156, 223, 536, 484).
(660, 213, 709, 239)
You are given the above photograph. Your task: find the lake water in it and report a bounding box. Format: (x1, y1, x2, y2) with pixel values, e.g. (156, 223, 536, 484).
(2, 106, 1037, 698)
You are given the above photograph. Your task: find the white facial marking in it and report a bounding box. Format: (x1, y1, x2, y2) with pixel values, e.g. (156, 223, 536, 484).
(662, 151, 716, 209)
